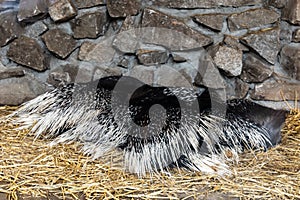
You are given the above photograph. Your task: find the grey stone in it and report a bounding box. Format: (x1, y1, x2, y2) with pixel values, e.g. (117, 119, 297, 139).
(17, 0, 48, 23)
(0, 67, 24, 80)
(117, 55, 137, 68)
(72, 9, 108, 39)
(241, 53, 273, 83)
(280, 21, 293, 44)
(156, 64, 193, 87)
(268, 0, 287, 8)
(25, 21, 48, 37)
(0, 11, 23, 47)
(47, 64, 79, 87)
(172, 53, 187, 62)
(49, 0, 77, 22)
(0, 0, 19, 11)
(150, 0, 263, 8)
(93, 67, 123, 81)
(223, 36, 249, 51)
(125, 65, 155, 85)
(195, 54, 226, 89)
(107, 0, 141, 18)
(0, 76, 48, 105)
(73, 0, 105, 9)
(193, 13, 227, 32)
(210, 45, 243, 76)
(119, 15, 140, 32)
(42, 29, 77, 59)
(7, 36, 48, 71)
(228, 8, 280, 31)
(137, 46, 169, 66)
(280, 44, 300, 80)
(142, 8, 212, 48)
(225, 78, 249, 100)
(241, 28, 280, 64)
(251, 78, 300, 101)
(292, 28, 300, 42)
(78, 38, 116, 64)
(282, 0, 300, 25)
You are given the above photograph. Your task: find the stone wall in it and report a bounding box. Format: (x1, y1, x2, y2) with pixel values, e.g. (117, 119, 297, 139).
(0, 0, 299, 109)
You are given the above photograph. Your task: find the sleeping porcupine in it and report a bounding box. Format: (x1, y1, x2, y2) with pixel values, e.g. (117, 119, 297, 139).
(11, 75, 286, 175)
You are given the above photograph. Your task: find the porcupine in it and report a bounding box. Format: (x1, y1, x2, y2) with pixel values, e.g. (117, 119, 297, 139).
(10, 75, 286, 176)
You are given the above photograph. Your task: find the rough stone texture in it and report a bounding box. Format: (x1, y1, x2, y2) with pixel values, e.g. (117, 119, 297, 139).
(0, 67, 24, 80)
(195, 54, 226, 89)
(47, 64, 79, 86)
(292, 28, 300, 42)
(0, 76, 48, 105)
(241, 28, 280, 64)
(42, 29, 77, 59)
(17, 0, 48, 23)
(280, 44, 300, 80)
(193, 13, 227, 32)
(226, 78, 249, 100)
(93, 67, 123, 81)
(78, 39, 116, 64)
(228, 9, 280, 31)
(142, 8, 212, 48)
(0, 0, 19, 11)
(7, 36, 48, 71)
(137, 46, 169, 66)
(156, 65, 193, 87)
(125, 65, 155, 85)
(25, 21, 48, 37)
(107, 0, 141, 18)
(150, 0, 264, 8)
(72, 9, 108, 39)
(241, 53, 273, 83)
(73, 0, 105, 9)
(0, 11, 23, 47)
(251, 78, 300, 101)
(282, 0, 300, 25)
(172, 53, 187, 62)
(210, 45, 243, 76)
(268, 0, 287, 8)
(224, 36, 249, 51)
(49, 0, 77, 22)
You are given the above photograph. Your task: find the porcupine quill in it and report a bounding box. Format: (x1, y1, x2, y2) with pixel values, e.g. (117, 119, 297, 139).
(9, 76, 287, 176)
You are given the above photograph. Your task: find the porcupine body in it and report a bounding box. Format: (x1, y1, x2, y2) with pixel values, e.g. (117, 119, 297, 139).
(10, 76, 286, 176)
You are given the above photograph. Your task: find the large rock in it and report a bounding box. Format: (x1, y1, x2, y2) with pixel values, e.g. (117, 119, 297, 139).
(136, 46, 169, 66)
(228, 8, 280, 31)
(72, 9, 108, 39)
(125, 65, 155, 85)
(25, 21, 48, 37)
(17, 0, 48, 23)
(0, 11, 23, 47)
(251, 78, 300, 101)
(195, 54, 226, 89)
(282, 0, 300, 25)
(0, 67, 24, 80)
(0, 76, 48, 105)
(280, 44, 300, 80)
(150, 0, 263, 8)
(225, 78, 249, 100)
(107, 0, 141, 18)
(78, 38, 116, 64)
(47, 64, 79, 87)
(241, 53, 273, 83)
(49, 0, 77, 22)
(7, 36, 48, 71)
(192, 13, 227, 32)
(73, 0, 105, 9)
(42, 29, 77, 59)
(241, 28, 280, 64)
(142, 8, 212, 48)
(210, 45, 243, 76)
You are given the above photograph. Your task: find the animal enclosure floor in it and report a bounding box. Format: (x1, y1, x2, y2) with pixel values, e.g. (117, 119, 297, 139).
(0, 106, 299, 200)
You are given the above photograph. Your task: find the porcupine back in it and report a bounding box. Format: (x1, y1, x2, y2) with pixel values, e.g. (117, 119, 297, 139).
(9, 76, 287, 176)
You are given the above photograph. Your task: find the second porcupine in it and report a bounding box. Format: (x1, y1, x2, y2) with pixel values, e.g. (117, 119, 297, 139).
(10, 75, 287, 176)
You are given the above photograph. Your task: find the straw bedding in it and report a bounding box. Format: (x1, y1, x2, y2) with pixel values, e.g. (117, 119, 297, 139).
(0, 105, 299, 200)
